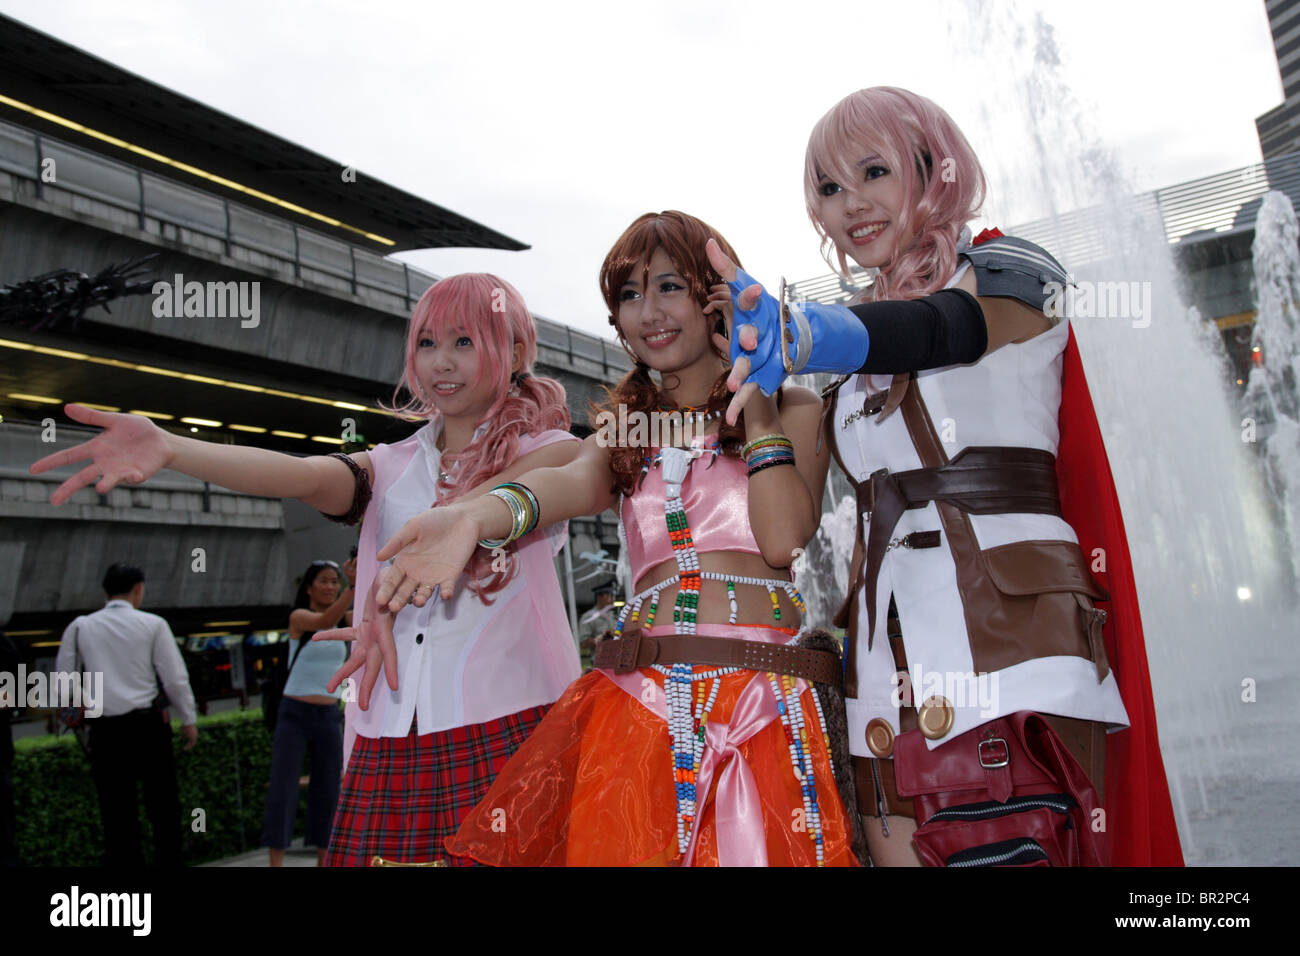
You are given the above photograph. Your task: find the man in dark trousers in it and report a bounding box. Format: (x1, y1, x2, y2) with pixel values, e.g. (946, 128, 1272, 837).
(55, 565, 198, 866)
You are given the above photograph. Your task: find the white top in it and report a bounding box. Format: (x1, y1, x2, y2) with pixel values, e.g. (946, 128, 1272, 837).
(56, 599, 198, 724)
(836, 264, 1130, 753)
(346, 421, 581, 744)
(281, 634, 349, 699)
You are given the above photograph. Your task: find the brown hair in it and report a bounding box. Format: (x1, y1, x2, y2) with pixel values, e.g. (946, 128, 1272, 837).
(593, 211, 755, 496)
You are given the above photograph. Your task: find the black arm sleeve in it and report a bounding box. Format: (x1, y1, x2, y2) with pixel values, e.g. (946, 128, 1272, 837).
(848, 288, 988, 375)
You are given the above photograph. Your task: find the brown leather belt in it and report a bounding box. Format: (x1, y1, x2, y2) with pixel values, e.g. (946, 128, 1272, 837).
(850, 446, 1063, 648)
(593, 627, 842, 686)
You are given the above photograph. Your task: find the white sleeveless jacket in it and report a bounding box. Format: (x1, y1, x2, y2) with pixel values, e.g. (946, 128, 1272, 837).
(834, 258, 1130, 756)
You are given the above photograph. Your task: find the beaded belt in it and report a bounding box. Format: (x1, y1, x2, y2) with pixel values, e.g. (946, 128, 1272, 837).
(613, 570, 807, 634)
(594, 627, 841, 685)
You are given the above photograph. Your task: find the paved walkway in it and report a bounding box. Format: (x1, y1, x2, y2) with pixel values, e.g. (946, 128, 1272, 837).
(204, 838, 323, 867)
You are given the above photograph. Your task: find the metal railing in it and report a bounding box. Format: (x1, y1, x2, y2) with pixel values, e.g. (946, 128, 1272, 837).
(1004, 152, 1300, 267)
(0, 114, 630, 377)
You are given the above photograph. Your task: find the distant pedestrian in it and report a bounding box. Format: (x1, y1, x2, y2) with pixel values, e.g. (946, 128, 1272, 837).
(55, 564, 197, 867)
(261, 558, 353, 867)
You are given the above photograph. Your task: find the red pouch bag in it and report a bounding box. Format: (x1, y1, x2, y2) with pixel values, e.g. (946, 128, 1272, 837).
(893, 711, 1107, 867)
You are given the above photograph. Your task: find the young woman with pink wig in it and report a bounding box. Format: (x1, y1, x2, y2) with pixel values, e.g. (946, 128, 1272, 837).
(708, 86, 1181, 868)
(31, 273, 582, 866)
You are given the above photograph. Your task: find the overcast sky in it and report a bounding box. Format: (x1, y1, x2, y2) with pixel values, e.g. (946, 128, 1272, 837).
(1, 0, 1281, 339)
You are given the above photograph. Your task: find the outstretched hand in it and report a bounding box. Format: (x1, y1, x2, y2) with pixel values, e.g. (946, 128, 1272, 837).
(315, 577, 399, 710)
(705, 239, 786, 424)
(29, 404, 172, 505)
(314, 505, 482, 708)
(373, 504, 480, 610)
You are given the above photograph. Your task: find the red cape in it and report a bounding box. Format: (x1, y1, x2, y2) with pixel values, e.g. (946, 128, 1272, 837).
(1056, 326, 1185, 866)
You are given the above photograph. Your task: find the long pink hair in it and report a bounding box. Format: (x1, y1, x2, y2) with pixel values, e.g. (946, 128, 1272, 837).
(804, 87, 986, 301)
(390, 273, 569, 598)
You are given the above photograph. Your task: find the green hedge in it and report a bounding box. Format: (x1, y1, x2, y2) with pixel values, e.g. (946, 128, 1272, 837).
(13, 708, 314, 866)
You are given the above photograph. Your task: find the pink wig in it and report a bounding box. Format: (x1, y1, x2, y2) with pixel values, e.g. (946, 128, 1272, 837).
(390, 273, 570, 598)
(804, 87, 986, 301)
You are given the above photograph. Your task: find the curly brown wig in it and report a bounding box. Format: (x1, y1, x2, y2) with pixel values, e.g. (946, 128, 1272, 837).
(592, 211, 777, 496)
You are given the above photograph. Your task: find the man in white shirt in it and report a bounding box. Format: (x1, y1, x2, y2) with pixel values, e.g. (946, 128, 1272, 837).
(56, 564, 198, 867)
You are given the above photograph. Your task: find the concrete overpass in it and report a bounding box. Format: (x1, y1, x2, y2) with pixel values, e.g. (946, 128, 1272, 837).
(0, 26, 628, 666)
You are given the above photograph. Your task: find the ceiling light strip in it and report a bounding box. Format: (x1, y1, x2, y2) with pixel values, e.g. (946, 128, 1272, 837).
(0, 93, 395, 246)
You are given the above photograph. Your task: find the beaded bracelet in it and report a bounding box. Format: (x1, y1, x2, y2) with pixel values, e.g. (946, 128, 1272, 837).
(747, 456, 795, 477)
(744, 433, 795, 477)
(741, 434, 794, 461)
(746, 446, 794, 466)
(477, 482, 540, 548)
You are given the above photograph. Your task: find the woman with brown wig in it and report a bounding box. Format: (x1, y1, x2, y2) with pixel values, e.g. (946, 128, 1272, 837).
(357, 211, 858, 866)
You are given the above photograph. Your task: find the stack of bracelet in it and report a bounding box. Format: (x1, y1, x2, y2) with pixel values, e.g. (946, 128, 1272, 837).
(743, 434, 795, 477)
(477, 482, 540, 548)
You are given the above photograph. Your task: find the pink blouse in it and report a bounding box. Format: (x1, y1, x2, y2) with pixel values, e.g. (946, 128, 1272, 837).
(620, 440, 763, 580)
(343, 422, 580, 765)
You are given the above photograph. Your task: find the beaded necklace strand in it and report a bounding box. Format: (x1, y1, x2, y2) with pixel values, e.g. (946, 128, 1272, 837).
(615, 439, 828, 862)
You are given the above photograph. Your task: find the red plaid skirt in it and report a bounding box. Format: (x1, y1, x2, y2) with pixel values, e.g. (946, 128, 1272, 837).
(324, 704, 549, 867)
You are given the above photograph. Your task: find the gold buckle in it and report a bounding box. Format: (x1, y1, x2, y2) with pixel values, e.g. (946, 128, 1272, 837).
(370, 855, 447, 867)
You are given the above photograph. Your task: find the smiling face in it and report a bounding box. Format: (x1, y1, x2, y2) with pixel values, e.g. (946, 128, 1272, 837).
(412, 323, 501, 424)
(615, 246, 715, 375)
(307, 566, 340, 608)
(814, 154, 914, 271)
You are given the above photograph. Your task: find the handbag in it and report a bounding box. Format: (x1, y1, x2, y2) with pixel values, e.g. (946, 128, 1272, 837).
(893, 711, 1108, 867)
(262, 636, 309, 734)
(57, 622, 92, 758)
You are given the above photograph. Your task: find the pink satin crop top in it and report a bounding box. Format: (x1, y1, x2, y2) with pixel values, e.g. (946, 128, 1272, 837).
(620, 442, 763, 581)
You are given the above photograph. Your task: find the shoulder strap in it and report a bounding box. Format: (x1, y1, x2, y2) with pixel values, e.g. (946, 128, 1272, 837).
(962, 235, 1069, 314)
(287, 635, 311, 673)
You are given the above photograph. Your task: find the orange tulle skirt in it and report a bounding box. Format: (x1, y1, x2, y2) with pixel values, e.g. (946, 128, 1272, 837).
(447, 625, 857, 867)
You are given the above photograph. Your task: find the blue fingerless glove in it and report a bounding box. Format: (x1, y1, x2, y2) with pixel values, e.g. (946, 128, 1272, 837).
(726, 269, 871, 392)
(726, 268, 786, 397)
(786, 301, 871, 375)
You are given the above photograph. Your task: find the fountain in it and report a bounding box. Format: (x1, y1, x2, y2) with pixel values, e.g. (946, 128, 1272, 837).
(1246, 191, 1300, 575)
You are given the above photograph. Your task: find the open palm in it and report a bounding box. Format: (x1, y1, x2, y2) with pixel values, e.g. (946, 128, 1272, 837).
(317, 577, 398, 709)
(374, 504, 480, 611)
(29, 404, 171, 505)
